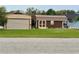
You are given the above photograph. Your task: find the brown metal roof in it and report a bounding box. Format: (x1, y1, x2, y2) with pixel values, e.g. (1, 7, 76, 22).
(36, 15, 67, 18)
(35, 15, 67, 21)
(6, 14, 31, 19)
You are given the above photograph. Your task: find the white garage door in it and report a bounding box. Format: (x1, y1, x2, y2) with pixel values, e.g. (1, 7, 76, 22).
(7, 19, 31, 29)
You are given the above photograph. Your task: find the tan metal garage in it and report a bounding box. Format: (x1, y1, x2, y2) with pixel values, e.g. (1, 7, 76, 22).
(6, 14, 31, 29)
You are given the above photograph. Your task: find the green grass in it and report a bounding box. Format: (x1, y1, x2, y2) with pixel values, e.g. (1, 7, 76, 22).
(0, 29, 79, 38)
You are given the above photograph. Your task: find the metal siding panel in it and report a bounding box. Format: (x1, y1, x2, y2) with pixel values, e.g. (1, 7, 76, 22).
(7, 19, 30, 29)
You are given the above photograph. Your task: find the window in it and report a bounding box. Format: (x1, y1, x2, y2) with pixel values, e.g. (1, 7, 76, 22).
(43, 25, 45, 27)
(39, 20, 46, 27)
(39, 21, 42, 27)
(40, 25, 42, 27)
(43, 21, 45, 27)
(40, 21, 42, 24)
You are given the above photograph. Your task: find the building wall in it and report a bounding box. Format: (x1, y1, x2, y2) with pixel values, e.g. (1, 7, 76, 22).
(32, 15, 69, 29)
(37, 20, 68, 29)
(6, 19, 31, 29)
(37, 20, 47, 29)
(53, 21, 62, 28)
(35, 16, 68, 29)
(46, 21, 62, 28)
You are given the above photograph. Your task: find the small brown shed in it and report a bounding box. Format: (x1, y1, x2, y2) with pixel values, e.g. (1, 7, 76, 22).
(33, 15, 68, 29)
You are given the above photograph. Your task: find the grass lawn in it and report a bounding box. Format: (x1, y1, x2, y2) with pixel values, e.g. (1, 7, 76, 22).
(0, 29, 79, 38)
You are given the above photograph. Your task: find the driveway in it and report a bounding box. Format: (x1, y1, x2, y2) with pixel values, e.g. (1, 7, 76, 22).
(0, 38, 79, 54)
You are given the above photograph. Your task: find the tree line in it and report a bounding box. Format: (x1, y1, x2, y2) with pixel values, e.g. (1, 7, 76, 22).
(8, 7, 79, 15)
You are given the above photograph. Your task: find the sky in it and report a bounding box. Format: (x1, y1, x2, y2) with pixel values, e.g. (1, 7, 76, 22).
(3, 5, 79, 12)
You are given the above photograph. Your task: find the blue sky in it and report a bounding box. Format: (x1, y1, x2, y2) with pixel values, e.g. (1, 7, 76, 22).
(4, 5, 79, 12)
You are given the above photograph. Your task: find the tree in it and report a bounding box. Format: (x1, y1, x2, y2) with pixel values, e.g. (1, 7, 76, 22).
(26, 7, 36, 15)
(26, 7, 45, 15)
(76, 17, 79, 21)
(74, 16, 79, 21)
(55, 10, 66, 15)
(55, 10, 75, 15)
(66, 10, 75, 14)
(26, 7, 37, 28)
(46, 9, 56, 15)
(0, 6, 7, 26)
(77, 10, 79, 13)
(41, 10, 46, 15)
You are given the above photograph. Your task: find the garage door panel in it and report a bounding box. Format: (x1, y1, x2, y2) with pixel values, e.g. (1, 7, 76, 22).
(7, 19, 30, 29)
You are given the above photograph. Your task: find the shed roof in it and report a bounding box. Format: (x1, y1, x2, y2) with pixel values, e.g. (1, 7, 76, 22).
(35, 15, 67, 21)
(35, 15, 67, 18)
(6, 14, 31, 19)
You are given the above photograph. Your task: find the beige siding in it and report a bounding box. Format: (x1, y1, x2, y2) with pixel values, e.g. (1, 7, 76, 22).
(7, 19, 31, 29)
